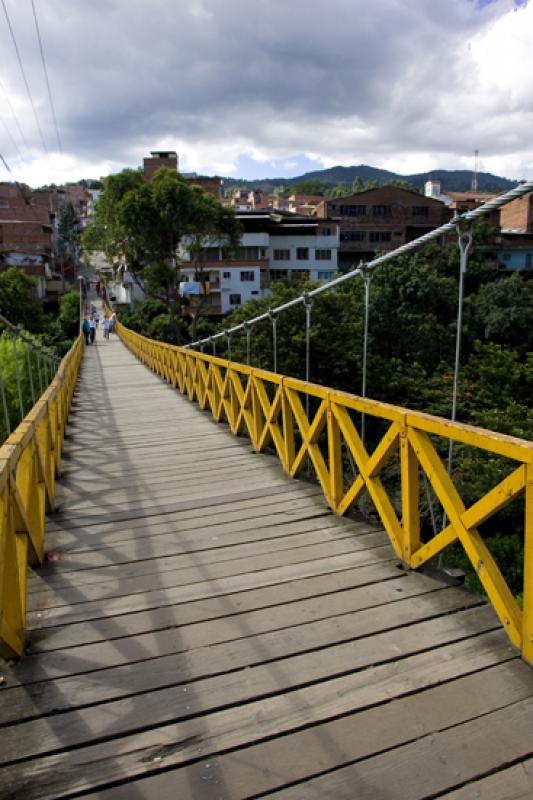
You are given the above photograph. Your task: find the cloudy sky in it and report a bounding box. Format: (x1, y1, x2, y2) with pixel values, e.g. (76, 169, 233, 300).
(0, 0, 531, 187)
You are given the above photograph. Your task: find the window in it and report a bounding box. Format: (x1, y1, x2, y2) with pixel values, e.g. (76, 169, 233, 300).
(315, 249, 332, 260)
(240, 270, 255, 281)
(0, 199, 9, 208)
(339, 204, 366, 217)
(526, 254, 532, 270)
(296, 248, 309, 260)
(200, 247, 220, 260)
(233, 246, 265, 260)
(321, 227, 331, 235)
(270, 269, 288, 281)
(317, 271, 333, 280)
(229, 294, 241, 305)
(251, 290, 259, 295)
(222, 271, 231, 279)
(273, 249, 290, 260)
(290, 269, 308, 281)
(369, 231, 392, 242)
(372, 205, 392, 217)
(341, 230, 366, 242)
(412, 206, 429, 217)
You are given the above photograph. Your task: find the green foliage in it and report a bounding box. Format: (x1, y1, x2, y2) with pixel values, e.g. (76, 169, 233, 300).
(289, 180, 326, 196)
(0, 269, 43, 331)
(0, 334, 56, 441)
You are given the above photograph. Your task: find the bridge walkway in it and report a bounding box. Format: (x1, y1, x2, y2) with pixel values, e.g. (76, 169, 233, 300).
(1, 331, 533, 799)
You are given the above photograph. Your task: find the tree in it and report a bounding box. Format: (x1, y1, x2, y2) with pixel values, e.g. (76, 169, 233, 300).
(0, 269, 43, 331)
(289, 180, 326, 196)
(81, 168, 144, 263)
(85, 168, 242, 342)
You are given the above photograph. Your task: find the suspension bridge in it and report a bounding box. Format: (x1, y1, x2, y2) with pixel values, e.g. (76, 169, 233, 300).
(1, 184, 533, 799)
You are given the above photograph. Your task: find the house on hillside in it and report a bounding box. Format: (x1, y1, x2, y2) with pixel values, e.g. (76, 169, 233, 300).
(498, 191, 533, 271)
(0, 183, 53, 298)
(179, 211, 339, 316)
(318, 185, 452, 268)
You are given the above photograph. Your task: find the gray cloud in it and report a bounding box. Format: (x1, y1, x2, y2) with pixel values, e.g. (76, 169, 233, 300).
(0, 0, 530, 183)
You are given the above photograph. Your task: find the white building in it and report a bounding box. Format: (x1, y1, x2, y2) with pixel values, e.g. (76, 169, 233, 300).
(179, 212, 339, 315)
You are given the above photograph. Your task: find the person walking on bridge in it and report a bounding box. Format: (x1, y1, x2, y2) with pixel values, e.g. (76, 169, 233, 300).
(89, 316, 96, 345)
(81, 317, 91, 345)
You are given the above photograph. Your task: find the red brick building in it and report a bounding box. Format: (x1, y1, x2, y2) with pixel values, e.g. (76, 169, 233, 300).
(499, 191, 533, 233)
(318, 186, 453, 267)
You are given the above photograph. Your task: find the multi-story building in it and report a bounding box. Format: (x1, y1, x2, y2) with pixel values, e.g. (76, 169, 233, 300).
(499, 191, 533, 233)
(179, 212, 339, 315)
(143, 151, 179, 181)
(142, 150, 222, 199)
(287, 194, 325, 215)
(497, 191, 533, 271)
(229, 189, 272, 211)
(0, 183, 53, 298)
(319, 185, 452, 268)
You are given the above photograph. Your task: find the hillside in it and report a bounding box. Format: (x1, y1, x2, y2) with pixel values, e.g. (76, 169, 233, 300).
(222, 164, 517, 194)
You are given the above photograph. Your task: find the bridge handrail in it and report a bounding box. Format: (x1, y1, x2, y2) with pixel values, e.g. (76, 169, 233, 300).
(118, 321, 533, 666)
(0, 334, 84, 659)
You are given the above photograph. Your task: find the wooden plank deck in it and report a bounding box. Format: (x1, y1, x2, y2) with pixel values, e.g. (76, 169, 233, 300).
(1, 331, 533, 800)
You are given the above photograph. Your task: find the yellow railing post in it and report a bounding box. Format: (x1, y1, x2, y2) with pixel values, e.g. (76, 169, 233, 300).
(0, 335, 83, 660)
(327, 397, 343, 511)
(281, 379, 295, 473)
(523, 463, 533, 666)
(400, 419, 420, 565)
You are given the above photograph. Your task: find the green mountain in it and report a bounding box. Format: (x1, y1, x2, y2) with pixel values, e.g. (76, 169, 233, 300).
(222, 164, 517, 194)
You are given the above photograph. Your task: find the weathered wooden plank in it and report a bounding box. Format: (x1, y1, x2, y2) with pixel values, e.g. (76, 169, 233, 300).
(28, 526, 386, 593)
(262, 696, 533, 800)
(43, 488, 326, 542)
(0, 626, 519, 799)
(26, 558, 401, 630)
(27, 542, 395, 611)
(437, 757, 533, 799)
(24, 571, 432, 654)
(6, 590, 487, 699)
(46, 481, 316, 529)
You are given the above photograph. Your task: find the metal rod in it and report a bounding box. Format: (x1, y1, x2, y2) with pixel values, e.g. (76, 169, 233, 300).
(441, 221, 474, 540)
(25, 342, 36, 406)
(271, 313, 277, 373)
(304, 295, 312, 421)
(245, 324, 251, 366)
(36, 350, 44, 394)
(0, 370, 10, 437)
(11, 335, 24, 420)
(361, 270, 372, 445)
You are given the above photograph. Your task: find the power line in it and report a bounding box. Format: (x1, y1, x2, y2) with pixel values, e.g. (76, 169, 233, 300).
(0, 75, 34, 158)
(0, 149, 14, 176)
(0, 111, 23, 161)
(1, 0, 49, 158)
(30, 0, 62, 155)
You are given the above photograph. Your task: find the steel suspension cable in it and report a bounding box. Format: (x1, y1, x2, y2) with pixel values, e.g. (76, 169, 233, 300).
(1, 0, 49, 157)
(31, 0, 62, 154)
(185, 180, 533, 352)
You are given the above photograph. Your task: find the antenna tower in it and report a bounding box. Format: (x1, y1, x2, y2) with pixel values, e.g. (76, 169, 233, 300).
(471, 149, 479, 193)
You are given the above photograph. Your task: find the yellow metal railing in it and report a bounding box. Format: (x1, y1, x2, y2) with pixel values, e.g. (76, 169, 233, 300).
(118, 322, 533, 666)
(0, 335, 84, 659)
